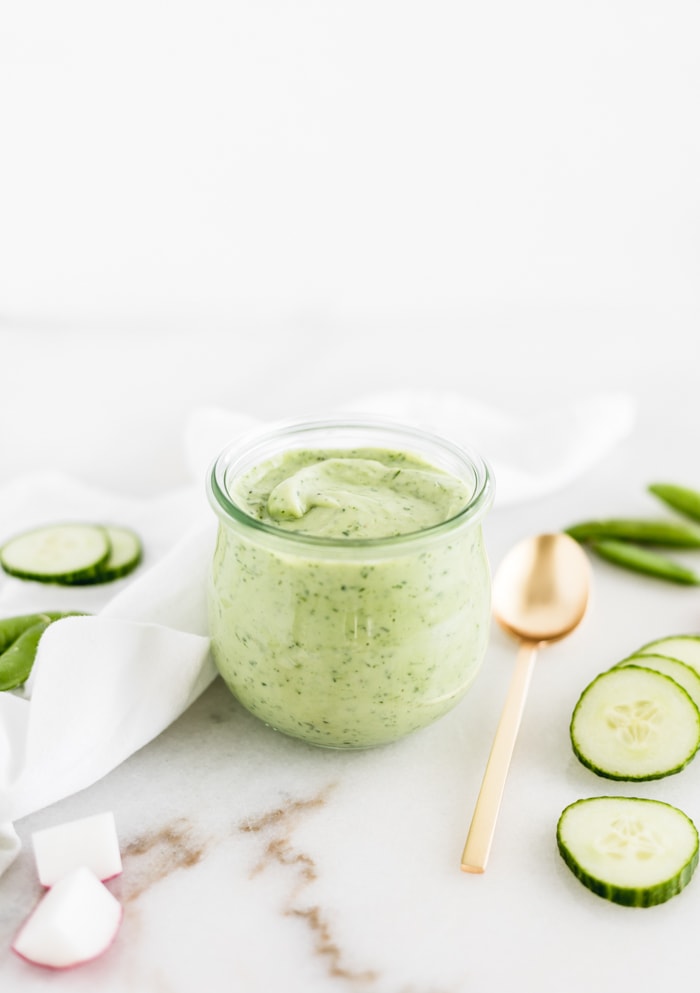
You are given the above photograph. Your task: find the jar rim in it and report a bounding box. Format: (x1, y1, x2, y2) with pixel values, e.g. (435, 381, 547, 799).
(206, 415, 494, 548)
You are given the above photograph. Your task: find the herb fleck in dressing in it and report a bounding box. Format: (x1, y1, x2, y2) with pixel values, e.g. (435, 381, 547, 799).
(234, 448, 471, 539)
(208, 445, 491, 748)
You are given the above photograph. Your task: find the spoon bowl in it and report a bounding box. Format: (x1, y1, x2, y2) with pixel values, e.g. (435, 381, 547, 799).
(492, 532, 590, 644)
(460, 532, 590, 873)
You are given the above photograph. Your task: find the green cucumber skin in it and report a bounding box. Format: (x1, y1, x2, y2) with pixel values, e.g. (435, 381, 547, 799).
(63, 528, 142, 585)
(557, 797, 699, 908)
(566, 518, 700, 548)
(571, 752, 698, 783)
(0, 522, 111, 584)
(570, 665, 700, 781)
(649, 483, 700, 524)
(638, 635, 700, 666)
(615, 654, 700, 710)
(0, 558, 109, 585)
(0, 523, 142, 586)
(63, 562, 139, 585)
(587, 539, 700, 585)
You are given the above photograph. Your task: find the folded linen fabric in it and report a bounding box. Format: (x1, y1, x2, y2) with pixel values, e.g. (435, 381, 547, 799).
(0, 478, 216, 873)
(0, 390, 636, 875)
(184, 391, 637, 507)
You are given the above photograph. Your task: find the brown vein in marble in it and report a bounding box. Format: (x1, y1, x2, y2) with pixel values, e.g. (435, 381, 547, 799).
(120, 817, 208, 902)
(240, 785, 377, 985)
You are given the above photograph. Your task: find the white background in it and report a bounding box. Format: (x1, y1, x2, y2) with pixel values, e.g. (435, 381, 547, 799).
(1, 5, 700, 992)
(1, 0, 699, 494)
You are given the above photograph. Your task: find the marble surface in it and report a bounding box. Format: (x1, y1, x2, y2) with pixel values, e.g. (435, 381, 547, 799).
(2, 2, 700, 989)
(1, 365, 700, 992)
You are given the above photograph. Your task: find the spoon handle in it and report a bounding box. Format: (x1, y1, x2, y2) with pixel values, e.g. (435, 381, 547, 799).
(460, 642, 538, 873)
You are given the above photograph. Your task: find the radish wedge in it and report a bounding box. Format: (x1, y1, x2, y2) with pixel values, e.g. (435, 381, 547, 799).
(32, 812, 122, 887)
(12, 866, 122, 969)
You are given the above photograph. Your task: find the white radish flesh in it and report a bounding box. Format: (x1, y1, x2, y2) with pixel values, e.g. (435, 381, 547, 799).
(32, 811, 122, 887)
(12, 866, 122, 969)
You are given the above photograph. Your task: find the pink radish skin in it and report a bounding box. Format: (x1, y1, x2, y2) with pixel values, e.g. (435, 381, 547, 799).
(12, 867, 122, 969)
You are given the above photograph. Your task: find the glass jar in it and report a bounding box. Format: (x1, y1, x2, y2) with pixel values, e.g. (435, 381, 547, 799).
(206, 417, 494, 749)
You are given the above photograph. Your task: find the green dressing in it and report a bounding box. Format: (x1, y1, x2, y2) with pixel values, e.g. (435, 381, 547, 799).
(208, 436, 492, 748)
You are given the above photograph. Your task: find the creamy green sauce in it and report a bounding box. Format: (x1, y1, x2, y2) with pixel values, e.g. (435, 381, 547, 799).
(231, 448, 471, 539)
(208, 447, 490, 748)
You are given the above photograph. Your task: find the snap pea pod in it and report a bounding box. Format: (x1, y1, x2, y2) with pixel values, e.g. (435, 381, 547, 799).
(0, 611, 86, 691)
(566, 518, 700, 548)
(588, 539, 700, 586)
(0, 611, 77, 654)
(649, 483, 700, 524)
(0, 620, 52, 691)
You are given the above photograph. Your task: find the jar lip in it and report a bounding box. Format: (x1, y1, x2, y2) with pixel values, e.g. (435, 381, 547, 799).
(206, 414, 495, 547)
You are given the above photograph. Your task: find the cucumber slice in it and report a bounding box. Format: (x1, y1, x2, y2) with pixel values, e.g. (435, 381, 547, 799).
(570, 665, 700, 780)
(0, 524, 110, 584)
(636, 635, 700, 675)
(557, 796, 699, 907)
(64, 525, 142, 585)
(615, 653, 700, 712)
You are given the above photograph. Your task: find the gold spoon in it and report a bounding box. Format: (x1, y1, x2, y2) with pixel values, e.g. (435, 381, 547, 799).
(460, 532, 591, 873)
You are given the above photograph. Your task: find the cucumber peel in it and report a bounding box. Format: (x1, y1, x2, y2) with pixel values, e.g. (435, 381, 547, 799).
(636, 635, 700, 674)
(0, 524, 110, 583)
(564, 635, 700, 906)
(570, 665, 700, 781)
(0, 522, 142, 586)
(557, 796, 699, 907)
(615, 653, 700, 712)
(62, 525, 142, 585)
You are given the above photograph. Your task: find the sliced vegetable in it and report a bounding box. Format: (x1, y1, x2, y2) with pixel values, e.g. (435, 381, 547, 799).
(0, 522, 143, 586)
(566, 518, 700, 547)
(636, 635, 700, 674)
(0, 612, 86, 692)
(570, 665, 700, 781)
(615, 653, 700, 712)
(649, 482, 700, 524)
(0, 524, 110, 584)
(586, 539, 700, 586)
(12, 866, 122, 969)
(63, 525, 142, 585)
(557, 796, 699, 907)
(32, 812, 122, 887)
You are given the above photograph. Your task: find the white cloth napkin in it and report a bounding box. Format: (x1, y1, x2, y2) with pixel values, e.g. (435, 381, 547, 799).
(185, 390, 637, 506)
(0, 390, 636, 875)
